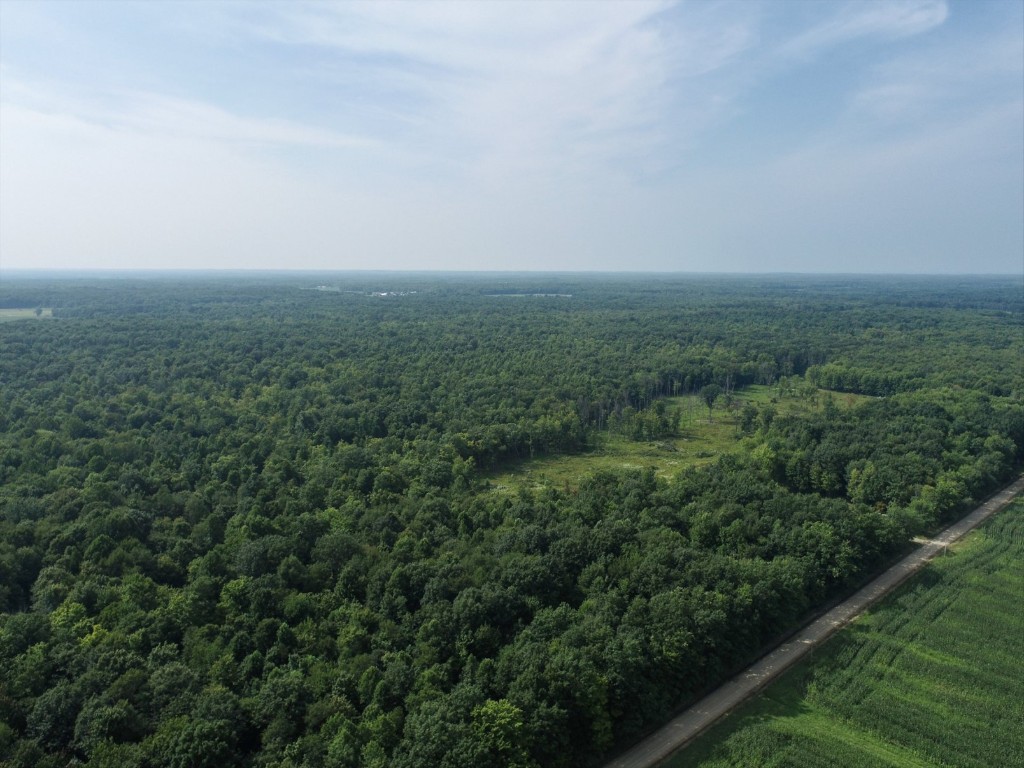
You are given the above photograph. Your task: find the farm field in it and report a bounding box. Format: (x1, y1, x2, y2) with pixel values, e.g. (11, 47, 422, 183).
(0, 308, 53, 321)
(666, 498, 1024, 768)
(486, 385, 873, 492)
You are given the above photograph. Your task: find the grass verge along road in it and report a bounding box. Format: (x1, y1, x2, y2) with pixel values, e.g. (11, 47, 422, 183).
(603, 475, 1024, 768)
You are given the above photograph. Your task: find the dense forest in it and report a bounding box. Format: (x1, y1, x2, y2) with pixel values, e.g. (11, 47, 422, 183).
(0, 273, 1020, 767)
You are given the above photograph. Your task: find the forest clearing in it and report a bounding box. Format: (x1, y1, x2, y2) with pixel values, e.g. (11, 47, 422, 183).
(0, 308, 53, 321)
(486, 386, 874, 492)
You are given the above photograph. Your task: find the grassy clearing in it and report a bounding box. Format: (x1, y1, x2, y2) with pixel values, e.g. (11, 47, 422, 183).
(663, 498, 1024, 768)
(485, 385, 872, 493)
(0, 307, 53, 321)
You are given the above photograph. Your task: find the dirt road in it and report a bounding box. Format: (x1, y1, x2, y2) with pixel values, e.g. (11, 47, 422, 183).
(602, 475, 1024, 768)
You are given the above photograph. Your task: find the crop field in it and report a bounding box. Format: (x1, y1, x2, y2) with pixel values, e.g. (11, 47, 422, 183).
(486, 385, 872, 492)
(666, 498, 1024, 768)
(0, 307, 53, 321)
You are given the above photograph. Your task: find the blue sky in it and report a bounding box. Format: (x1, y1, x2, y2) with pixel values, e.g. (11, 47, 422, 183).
(1, 0, 1021, 273)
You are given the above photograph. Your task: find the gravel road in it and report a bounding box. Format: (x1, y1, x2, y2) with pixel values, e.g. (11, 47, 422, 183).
(602, 475, 1024, 768)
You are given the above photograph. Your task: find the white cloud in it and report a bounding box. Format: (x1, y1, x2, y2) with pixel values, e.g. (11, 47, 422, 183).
(2, 75, 374, 151)
(1, 0, 1019, 273)
(780, 0, 947, 59)
(114, 93, 377, 150)
(243, 1, 755, 183)
(848, 27, 1023, 124)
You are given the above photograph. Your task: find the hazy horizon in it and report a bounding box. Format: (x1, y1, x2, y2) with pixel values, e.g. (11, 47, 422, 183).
(2, 268, 1018, 279)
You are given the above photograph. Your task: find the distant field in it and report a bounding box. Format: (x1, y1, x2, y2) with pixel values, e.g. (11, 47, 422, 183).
(0, 307, 53, 321)
(666, 498, 1024, 768)
(485, 385, 872, 492)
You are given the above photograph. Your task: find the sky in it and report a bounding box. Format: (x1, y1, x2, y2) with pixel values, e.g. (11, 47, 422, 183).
(0, 0, 1021, 274)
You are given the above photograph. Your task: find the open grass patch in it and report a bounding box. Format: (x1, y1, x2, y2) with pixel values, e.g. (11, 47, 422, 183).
(0, 307, 54, 321)
(663, 498, 1024, 768)
(485, 385, 872, 493)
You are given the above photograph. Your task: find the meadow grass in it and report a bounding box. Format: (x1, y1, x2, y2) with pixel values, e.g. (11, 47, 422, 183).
(662, 499, 1024, 768)
(0, 307, 53, 321)
(485, 385, 871, 493)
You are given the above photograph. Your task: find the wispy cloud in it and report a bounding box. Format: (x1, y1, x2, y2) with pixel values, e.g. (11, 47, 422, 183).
(1, 0, 1019, 273)
(116, 93, 376, 149)
(2, 75, 375, 151)
(779, 0, 948, 59)
(848, 25, 1023, 124)
(1, 1, 757, 190)
(243, 1, 742, 181)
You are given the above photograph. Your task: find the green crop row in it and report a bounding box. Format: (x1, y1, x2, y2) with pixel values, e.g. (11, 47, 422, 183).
(670, 498, 1024, 768)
